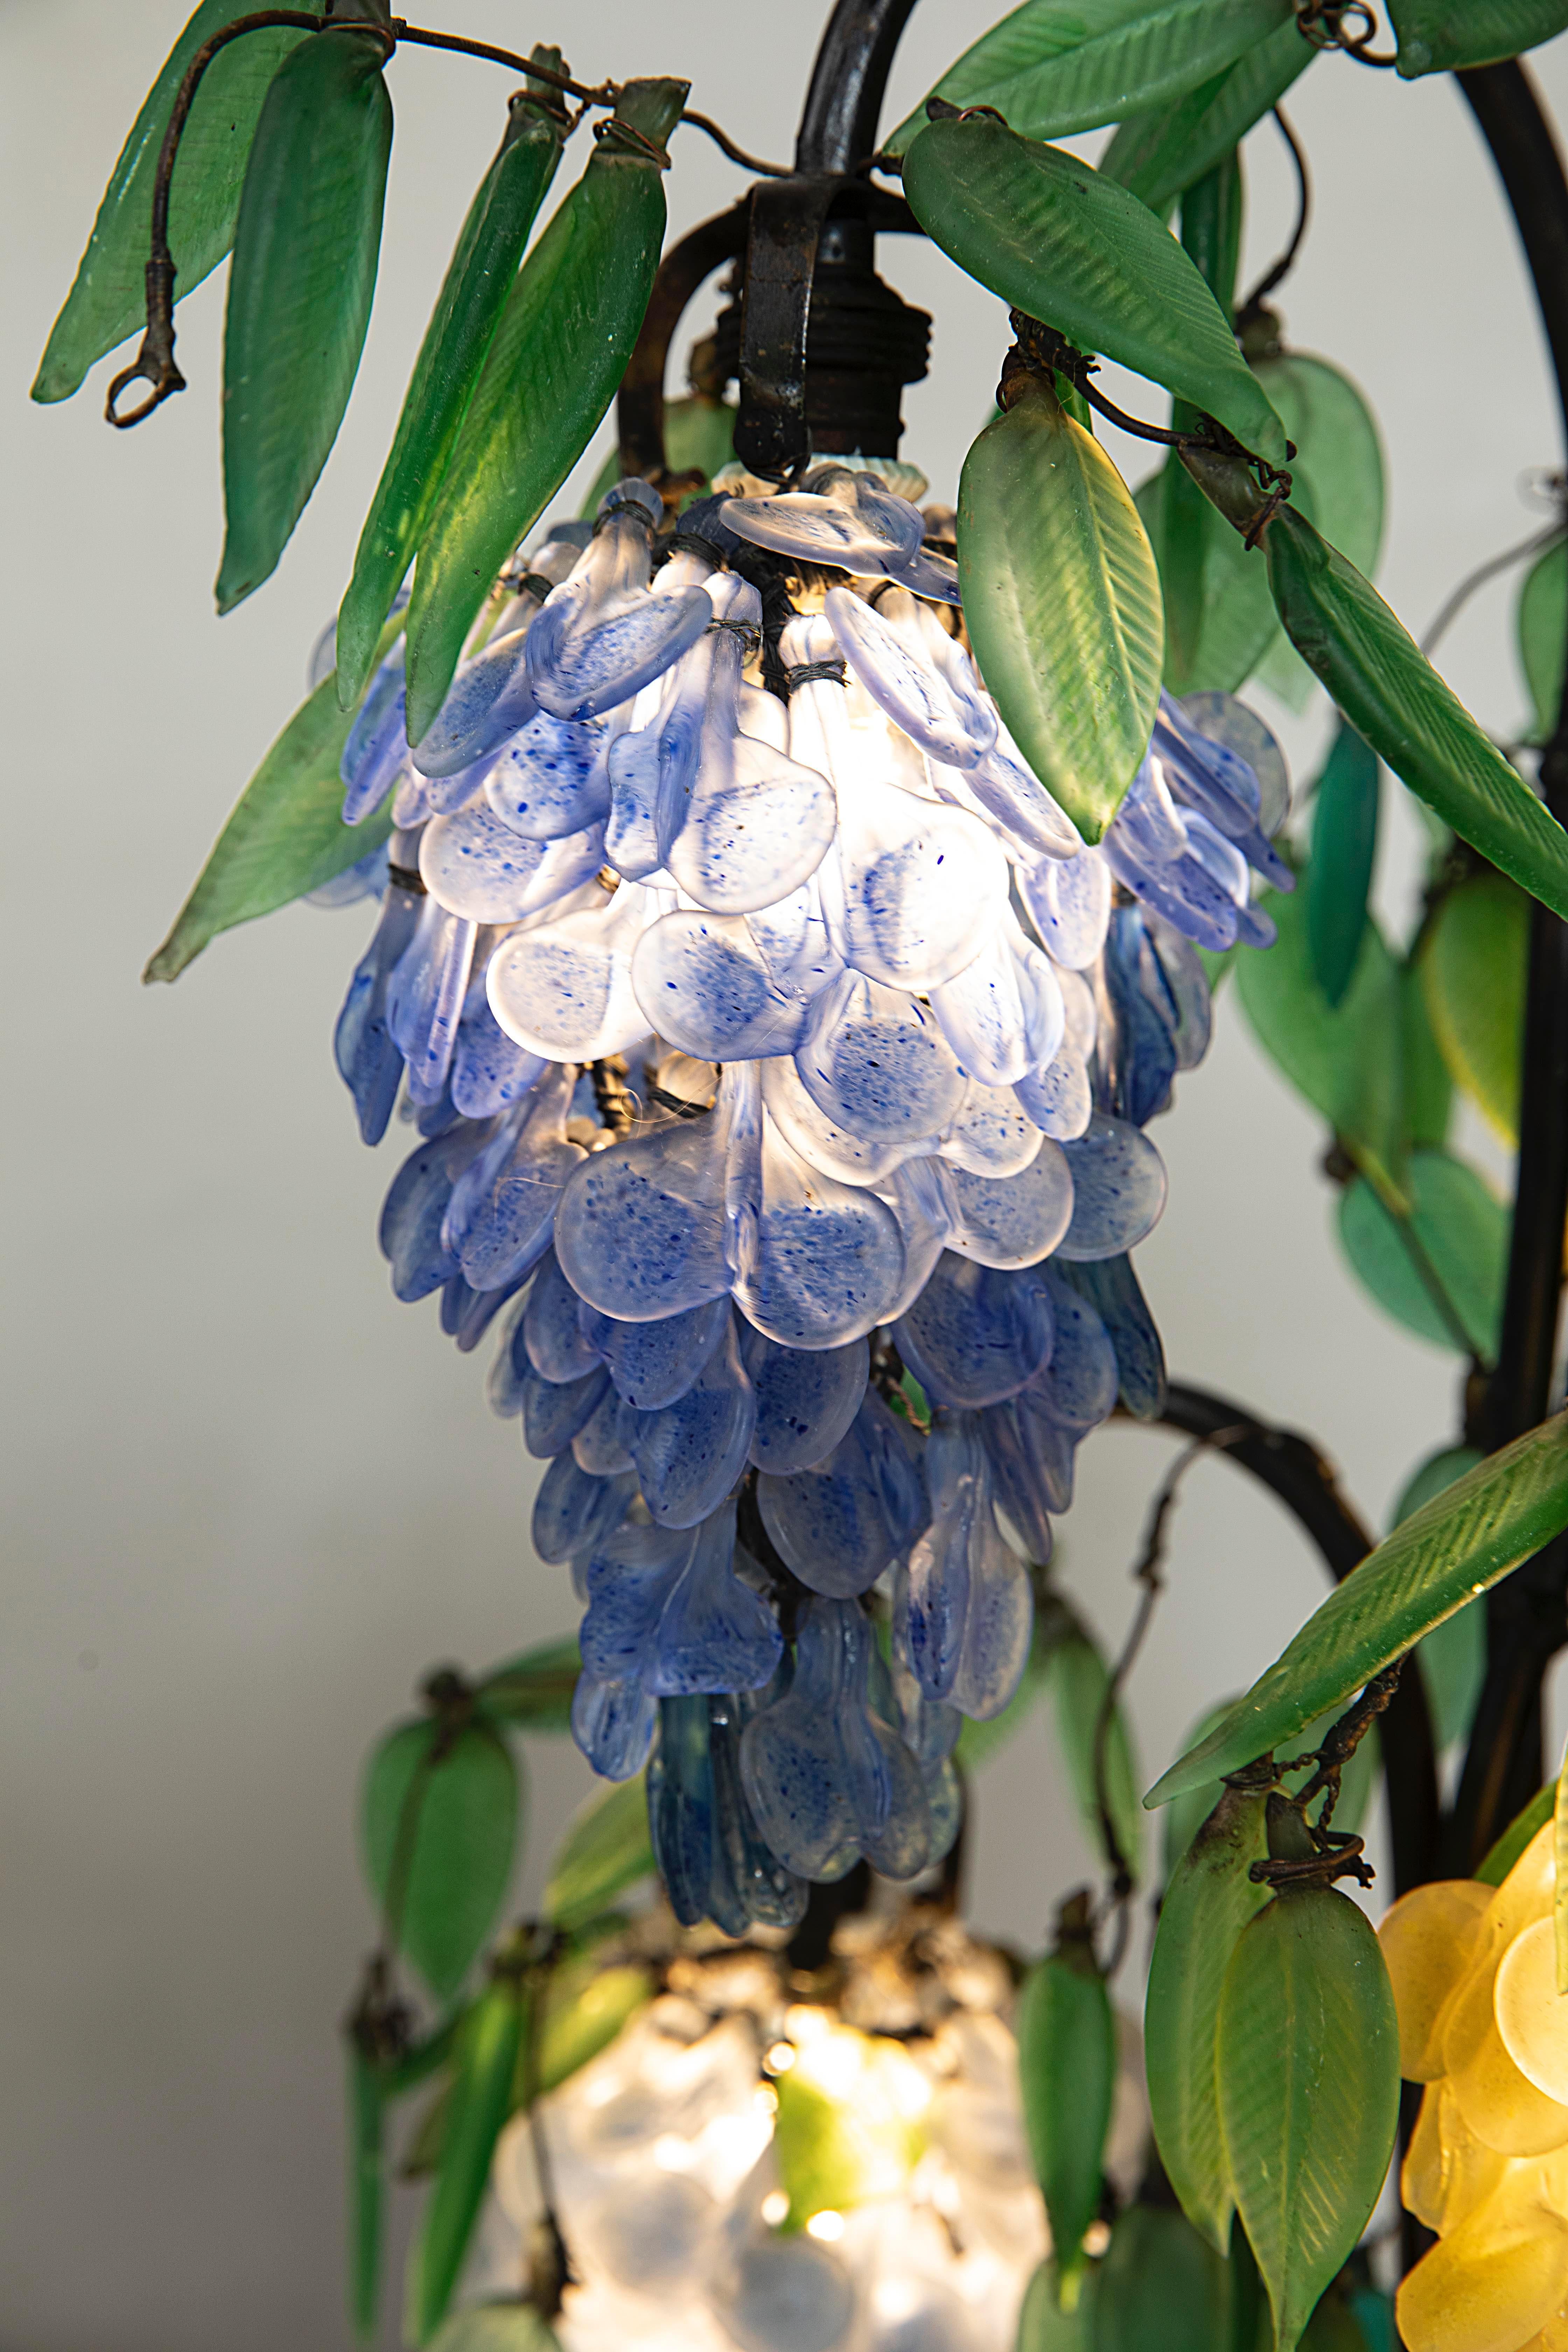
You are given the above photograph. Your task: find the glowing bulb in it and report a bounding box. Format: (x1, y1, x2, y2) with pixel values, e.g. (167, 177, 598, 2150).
(761, 2190, 790, 2228)
(806, 2210, 846, 2242)
(765, 2041, 797, 2073)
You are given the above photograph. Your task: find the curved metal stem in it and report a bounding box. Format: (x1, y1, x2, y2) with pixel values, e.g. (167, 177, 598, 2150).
(794, 0, 922, 172)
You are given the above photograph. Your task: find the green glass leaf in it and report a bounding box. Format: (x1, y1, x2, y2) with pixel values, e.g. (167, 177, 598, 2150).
(1402, 963, 1452, 1151)
(406, 79, 687, 745)
(362, 1719, 521, 2003)
(408, 1975, 528, 2345)
(1147, 1410, 1568, 1806)
(1217, 1889, 1399, 2352)
(582, 396, 740, 516)
(542, 1774, 654, 1933)
(1253, 501, 1568, 919)
(428, 2307, 561, 2352)
(885, 0, 1292, 154)
(1095, 2204, 1232, 2352)
(1135, 465, 1276, 696)
(1258, 357, 1386, 581)
(1337, 1149, 1507, 1362)
(1387, 0, 1568, 75)
(1518, 535, 1566, 747)
(1396, 1446, 1485, 1748)
(1016, 1949, 1117, 2297)
(958, 374, 1163, 840)
(477, 1636, 582, 1732)
(1044, 1626, 1144, 1883)
(902, 116, 1288, 464)
(536, 1960, 653, 2095)
(1477, 1777, 1557, 1886)
(32, 4, 312, 404)
(216, 29, 394, 613)
(1419, 872, 1527, 1145)
(348, 2042, 385, 2341)
(1145, 1783, 1269, 2251)
(1161, 1700, 1240, 1882)
(1099, 16, 1315, 212)
(1150, 159, 1242, 690)
(335, 71, 568, 709)
(1017, 2257, 1098, 2348)
(1234, 883, 1404, 1194)
(1307, 720, 1380, 1008)
(142, 609, 404, 983)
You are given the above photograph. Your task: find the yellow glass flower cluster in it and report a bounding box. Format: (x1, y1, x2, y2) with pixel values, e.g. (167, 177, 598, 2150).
(1380, 1822, 1568, 2352)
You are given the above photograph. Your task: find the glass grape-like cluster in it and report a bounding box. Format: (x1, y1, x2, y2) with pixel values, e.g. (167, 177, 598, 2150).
(319, 460, 1292, 1933)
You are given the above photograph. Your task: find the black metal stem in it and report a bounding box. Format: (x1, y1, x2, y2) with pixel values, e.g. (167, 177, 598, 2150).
(1445, 60, 1568, 1866)
(794, 0, 922, 173)
(1156, 1383, 1441, 1898)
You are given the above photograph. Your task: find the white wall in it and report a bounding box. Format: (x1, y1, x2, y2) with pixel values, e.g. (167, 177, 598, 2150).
(3, 7, 1565, 2345)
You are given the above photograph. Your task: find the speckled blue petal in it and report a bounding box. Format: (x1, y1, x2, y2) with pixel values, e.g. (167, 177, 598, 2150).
(527, 513, 712, 722)
(894, 1253, 1053, 1408)
(525, 1248, 602, 1385)
(734, 1116, 907, 1350)
(1142, 919, 1212, 1072)
(980, 1388, 1070, 1541)
(626, 1315, 756, 1528)
(378, 1122, 486, 1301)
(443, 1066, 583, 1292)
(738, 1602, 864, 1882)
(413, 620, 538, 779)
(706, 1684, 810, 1935)
(582, 1501, 781, 1696)
(443, 1266, 528, 1354)
(530, 1454, 636, 1565)
(1018, 850, 1112, 971)
(451, 998, 547, 1121)
(572, 1670, 657, 1781)
(1056, 1114, 1168, 1261)
(583, 1293, 732, 1411)
(797, 974, 967, 1144)
(959, 730, 1079, 858)
(1098, 908, 1177, 1128)
(1054, 1255, 1167, 1420)
(721, 467, 923, 575)
(1176, 690, 1291, 836)
(826, 584, 996, 769)
(522, 1360, 609, 1460)
(929, 928, 1064, 1088)
(483, 712, 610, 841)
(1013, 1048, 1092, 1142)
(942, 1146, 1075, 1270)
(647, 1693, 715, 1926)
(335, 877, 423, 1144)
(755, 1390, 927, 1597)
(630, 910, 811, 1062)
(1100, 828, 1239, 954)
(554, 1112, 733, 1323)
(572, 1380, 636, 1475)
(741, 1325, 868, 1474)
(341, 645, 407, 823)
(1035, 1265, 1119, 1429)
(387, 901, 477, 1106)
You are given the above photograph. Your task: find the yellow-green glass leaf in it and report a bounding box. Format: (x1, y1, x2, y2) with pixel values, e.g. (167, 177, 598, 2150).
(903, 115, 1288, 464)
(335, 75, 567, 708)
(143, 610, 403, 983)
(1388, 0, 1568, 75)
(536, 1962, 653, 2095)
(406, 79, 687, 745)
(217, 29, 393, 613)
(33, 4, 312, 404)
(1477, 1778, 1558, 1886)
(1017, 2258, 1099, 2349)
(1420, 872, 1527, 1144)
(1256, 503, 1568, 920)
(1017, 1952, 1117, 2295)
(543, 1774, 654, 1933)
(1217, 1891, 1400, 2352)
(1145, 1783, 1270, 2251)
(886, 0, 1292, 154)
(958, 376, 1163, 841)
(348, 2040, 385, 2340)
(1147, 1411, 1568, 1806)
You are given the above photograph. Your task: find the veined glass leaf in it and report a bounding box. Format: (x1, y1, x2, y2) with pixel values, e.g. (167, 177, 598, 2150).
(1419, 871, 1527, 1144)
(143, 610, 402, 983)
(1307, 719, 1380, 1008)
(1044, 1625, 1144, 1884)
(1094, 2203, 1231, 2351)
(335, 70, 568, 708)
(362, 1719, 521, 2003)
(1017, 1950, 1117, 2297)
(1217, 1891, 1399, 2352)
(406, 79, 687, 745)
(1394, 1446, 1485, 1749)
(1145, 1783, 1269, 2251)
(1402, 962, 1452, 1150)
(216, 29, 393, 612)
(1147, 1411, 1568, 1805)
(903, 116, 1288, 464)
(885, 0, 1292, 154)
(958, 374, 1163, 840)
(477, 1636, 581, 1732)
(1099, 16, 1315, 212)
(1518, 536, 1566, 747)
(1388, 0, 1568, 75)
(1234, 882, 1405, 1195)
(582, 397, 739, 516)
(1337, 1150, 1507, 1362)
(1255, 502, 1568, 919)
(542, 1774, 654, 1932)
(32, 4, 312, 404)
(408, 1976, 528, 2345)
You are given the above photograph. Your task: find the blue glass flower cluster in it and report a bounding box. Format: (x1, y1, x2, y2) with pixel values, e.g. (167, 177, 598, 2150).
(326, 463, 1291, 1933)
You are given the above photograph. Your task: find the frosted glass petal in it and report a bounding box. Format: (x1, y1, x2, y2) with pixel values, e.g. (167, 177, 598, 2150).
(522, 1360, 609, 1460)
(745, 880, 843, 1000)
(524, 1247, 602, 1385)
(413, 618, 538, 779)
(387, 901, 476, 1106)
(826, 583, 996, 768)
(527, 498, 712, 720)
(1014, 1047, 1092, 1140)
(1056, 1115, 1168, 1261)
(877, 1158, 954, 1321)
(1379, 1880, 1493, 2082)
(1036, 1264, 1119, 1428)
(739, 1606, 862, 1882)
(586, 1293, 732, 1410)
(340, 646, 407, 824)
(487, 882, 656, 1061)
(943, 1146, 1075, 1269)
(571, 1670, 657, 1781)
(625, 1315, 757, 1528)
(451, 999, 547, 1120)
(741, 1324, 868, 1474)
(583, 1501, 782, 1696)
(756, 1391, 927, 1598)
(733, 1116, 908, 1350)
(664, 722, 837, 916)
(1177, 690, 1290, 835)
(962, 723, 1081, 859)
(482, 712, 610, 841)
(1497, 1920, 1568, 2106)
(554, 1111, 733, 1323)
(938, 1080, 1045, 1178)
(445, 1065, 583, 1291)
(762, 1051, 933, 1186)
(1396, 2184, 1568, 2352)
(720, 465, 923, 574)
(894, 1253, 1052, 1408)
(797, 973, 968, 1144)
(631, 910, 811, 1061)
(531, 1452, 636, 1565)
(929, 928, 1065, 1088)
(1018, 850, 1112, 970)
(422, 802, 566, 923)
(572, 1379, 636, 1475)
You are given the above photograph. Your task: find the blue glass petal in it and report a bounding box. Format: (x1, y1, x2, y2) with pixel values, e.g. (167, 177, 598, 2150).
(444, 1068, 584, 1292)
(585, 1293, 732, 1411)
(445, 1264, 528, 1354)
(894, 1253, 1053, 1408)
(647, 1694, 715, 1927)
(1100, 829, 1238, 955)
(1098, 907, 1177, 1128)
(706, 1686, 810, 1936)
(486, 1291, 534, 1419)
(630, 910, 811, 1062)
(1035, 1265, 1119, 1429)
(755, 1391, 926, 1598)
(582, 1502, 781, 1696)
(735, 1119, 908, 1352)
(341, 646, 407, 824)
(554, 1115, 733, 1323)
(528, 544, 712, 721)
(571, 1670, 657, 1782)
(413, 620, 538, 779)
(387, 901, 477, 1106)
(741, 1326, 868, 1474)
(525, 1247, 603, 1384)
(522, 1360, 609, 1460)
(483, 712, 610, 841)
(1175, 690, 1291, 835)
(1141, 918, 1213, 1073)
(1013, 1047, 1092, 1142)
(451, 998, 548, 1121)
(1056, 1115, 1168, 1261)
(981, 1387, 1071, 1534)
(378, 1123, 485, 1301)
(530, 1454, 636, 1566)
(1053, 1255, 1167, 1420)
(737, 1601, 864, 1882)
(1018, 850, 1111, 971)
(796, 975, 967, 1144)
(626, 1317, 757, 1529)
(335, 878, 423, 1144)
(942, 1147, 1076, 1270)
(572, 1381, 636, 1475)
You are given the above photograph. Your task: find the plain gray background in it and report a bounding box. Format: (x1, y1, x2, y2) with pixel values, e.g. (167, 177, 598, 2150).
(6, 5, 1568, 2344)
